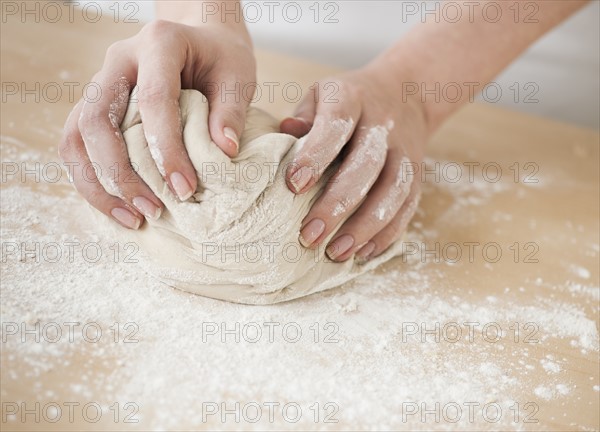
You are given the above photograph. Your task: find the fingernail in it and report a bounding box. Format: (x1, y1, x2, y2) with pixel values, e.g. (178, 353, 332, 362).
(290, 166, 313, 193)
(223, 127, 239, 151)
(299, 218, 326, 247)
(170, 172, 193, 201)
(356, 241, 376, 262)
(111, 207, 140, 230)
(132, 196, 162, 220)
(326, 234, 355, 260)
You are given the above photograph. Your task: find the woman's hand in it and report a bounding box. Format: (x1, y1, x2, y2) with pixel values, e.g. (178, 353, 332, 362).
(59, 19, 256, 229)
(280, 0, 591, 263)
(281, 65, 428, 262)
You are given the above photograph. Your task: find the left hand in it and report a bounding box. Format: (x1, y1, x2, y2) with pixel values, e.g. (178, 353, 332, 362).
(281, 66, 428, 262)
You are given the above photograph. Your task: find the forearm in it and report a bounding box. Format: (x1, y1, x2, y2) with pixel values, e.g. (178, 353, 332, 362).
(370, 0, 589, 133)
(155, 1, 251, 44)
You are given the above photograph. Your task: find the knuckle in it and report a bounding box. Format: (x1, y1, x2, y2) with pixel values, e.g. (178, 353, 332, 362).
(120, 165, 143, 188)
(319, 101, 347, 119)
(384, 220, 403, 242)
(395, 181, 412, 204)
(219, 105, 245, 128)
(77, 104, 105, 130)
(141, 19, 173, 38)
(334, 79, 356, 98)
(69, 177, 86, 196)
(385, 171, 412, 204)
(347, 216, 381, 243)
(138, 83, 173, 106)
(294, 152, 319, 171)
(323, 193, 353, 219)
(71, 173, 98, 198)
(315, 110, 355, 140)
(399, 195, 421, 227)
(105, 41, 125, 60)
(59, 124, 82, 161)
(58, 135, 76, 161)
(290, 142, 321, 171)
(298, 138, 338, 173)
(375, 238, 393, 255)
(411, 181, 423, 198)
(86, 187, 111, 206)
(356, 137, 388, 171)
(323, 78, 358, 103)
(76, 113, 87, 131)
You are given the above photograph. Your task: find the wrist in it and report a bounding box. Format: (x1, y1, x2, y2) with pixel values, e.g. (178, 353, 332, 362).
(361, 58, 435, 137)
(156, 1, 252, 45)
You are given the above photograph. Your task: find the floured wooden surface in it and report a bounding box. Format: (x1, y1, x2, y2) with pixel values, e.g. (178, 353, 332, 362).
(1, 5, 598, 431)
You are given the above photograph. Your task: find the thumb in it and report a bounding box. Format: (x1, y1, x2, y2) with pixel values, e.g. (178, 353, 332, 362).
(280, 85, 317, 138)
(206, 82, 248, 158)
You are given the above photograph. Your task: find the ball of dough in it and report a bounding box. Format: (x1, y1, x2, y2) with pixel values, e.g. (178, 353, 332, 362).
(100, 90, 404, 304)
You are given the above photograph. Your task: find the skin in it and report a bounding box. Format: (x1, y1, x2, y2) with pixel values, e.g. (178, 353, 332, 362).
(60, 3, 255, 226)
(60, 0, 588, 261)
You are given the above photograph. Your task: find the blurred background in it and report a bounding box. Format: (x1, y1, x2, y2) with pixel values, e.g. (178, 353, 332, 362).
(78, 0, 599, 129)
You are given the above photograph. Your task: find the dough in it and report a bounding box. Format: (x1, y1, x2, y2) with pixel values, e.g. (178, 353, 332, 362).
(101, 90, 404, 304)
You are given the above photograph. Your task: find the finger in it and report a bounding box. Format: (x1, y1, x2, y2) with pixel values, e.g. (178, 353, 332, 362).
(298, 122, 389, 251)
(357, 185, 422, 261)
(280, 117, 312, 138)
(78, 62, 163, 221)
(285, 81, 361, 194)
(326, 148, 414, 262)
(280, 84, 317, 137)
(204, 72, 251, 158)
(137, 47, 197, 202)
(60, 101, 142, 229)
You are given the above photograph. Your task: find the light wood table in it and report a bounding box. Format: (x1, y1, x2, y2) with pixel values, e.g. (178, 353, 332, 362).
(1, 4, 598, 431)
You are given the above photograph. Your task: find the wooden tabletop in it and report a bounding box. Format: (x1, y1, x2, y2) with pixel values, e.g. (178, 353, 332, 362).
(1, 4, 598, 431)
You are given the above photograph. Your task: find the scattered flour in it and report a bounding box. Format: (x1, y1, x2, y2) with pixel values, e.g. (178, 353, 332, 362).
(541, 359, 561, 374)
(534, 386, 553, 400)
(1, 138, 598, 430)
(571, 264, 591, 280)
(146, 134, 166, 176)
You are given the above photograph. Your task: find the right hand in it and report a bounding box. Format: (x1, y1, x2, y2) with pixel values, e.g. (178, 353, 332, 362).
(59, 20, 256, 229)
